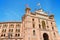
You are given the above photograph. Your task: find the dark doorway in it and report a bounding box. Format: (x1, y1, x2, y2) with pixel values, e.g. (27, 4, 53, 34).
(43, 33, 49, 40)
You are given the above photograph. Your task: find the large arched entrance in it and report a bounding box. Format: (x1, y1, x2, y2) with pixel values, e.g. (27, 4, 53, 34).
(43, 33, 49, 40)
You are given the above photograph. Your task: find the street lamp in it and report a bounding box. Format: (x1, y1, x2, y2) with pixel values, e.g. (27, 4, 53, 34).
(8, 33, 10, 40)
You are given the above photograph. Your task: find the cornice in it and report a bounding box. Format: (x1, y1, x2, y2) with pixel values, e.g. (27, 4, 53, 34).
(0, 21, 22, 24)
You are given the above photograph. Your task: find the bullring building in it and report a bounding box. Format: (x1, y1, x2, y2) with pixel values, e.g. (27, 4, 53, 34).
(0, 7, 60, 40)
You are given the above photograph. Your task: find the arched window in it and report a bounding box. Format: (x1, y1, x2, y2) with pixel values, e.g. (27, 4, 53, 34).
(16, 24, 20, 28)
(15, 34, 20, 37)
(47, 26, 49, 28)
(52, 27, 54, 30)
(54, 32, 56, 37)
(10, 34, 13, 37)
(32, 19, 34, 21)
(3, 24, 7, 28)
(33, 30, 35, 36)
(39, 24, 41, 28)
(33, 24, 35, 28)
(2, 29, 6, 32)
(16, 29, 20, 32)
(9, 29, 13, 32)
(1, 34, 6, 37)
(9, 24, 14, 28)
(42, 21, 46, 29)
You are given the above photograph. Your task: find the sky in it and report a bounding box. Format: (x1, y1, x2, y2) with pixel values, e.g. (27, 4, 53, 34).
(0, 0, 60, 34)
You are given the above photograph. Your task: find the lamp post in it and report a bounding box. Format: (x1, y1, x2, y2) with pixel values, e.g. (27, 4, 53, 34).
(8, 33, 10, 40)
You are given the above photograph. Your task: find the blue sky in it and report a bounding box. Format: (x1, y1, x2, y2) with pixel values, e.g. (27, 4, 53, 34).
(0, 0, 60, 34)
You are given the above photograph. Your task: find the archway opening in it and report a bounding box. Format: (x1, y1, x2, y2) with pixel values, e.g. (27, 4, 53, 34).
(43, 33, 49, 40)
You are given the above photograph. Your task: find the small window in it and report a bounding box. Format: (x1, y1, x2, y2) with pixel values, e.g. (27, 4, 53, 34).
(3, 24, 7, 27)
(1, 34, 6, 37)
(1, 34, 3, 37)
(33, 30, 35, 36)
(32, 19, 34, 21)
(2, 29, 6, 32)
(18, 34, 20, 36)
(11, 34, 12, 37)
(3, 24, 7, 28)
(51, 22, 52, 24)
(47, 26, 49, 28)
(4, 34, 5, 37)
(16, 24, 20, 28)
(39, 24, 41, 28)
(9, 24, 14, 28)
(15, 34, 20, 37)
(16, 24, 20, 26)
(33, 24, 35, 28)
(54, 32, 56, 37)
(10, 34, 13, 37)
(16, 29, 20, 32)
(10, 24, 14, 26)
(15, 39, 17, 40)
(9, 29, 13, 32)
(15, 34, 17, 36)
(52, 27, 54, 30)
